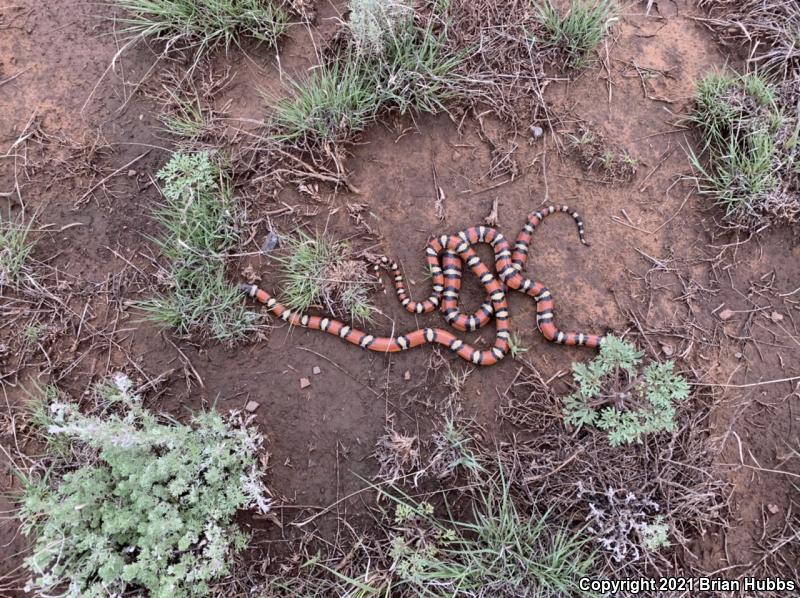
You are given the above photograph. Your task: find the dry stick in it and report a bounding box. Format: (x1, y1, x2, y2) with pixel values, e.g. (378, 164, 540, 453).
(691, 375, 800, 389)
(76, 151, 150, 205)
(161, 332, 205, 389)
(0, 66, 32, 88)
(718, 463, 800, 481)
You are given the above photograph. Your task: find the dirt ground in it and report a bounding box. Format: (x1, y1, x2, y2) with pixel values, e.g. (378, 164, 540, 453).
(1, 0, 798, 595)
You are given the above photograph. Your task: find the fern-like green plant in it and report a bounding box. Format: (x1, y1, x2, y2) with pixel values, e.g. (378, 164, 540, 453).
(19, 374, 270, 597)
(562, 336, 690, 446)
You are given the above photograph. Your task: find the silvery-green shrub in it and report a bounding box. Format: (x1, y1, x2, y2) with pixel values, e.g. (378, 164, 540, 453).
(19, 374, 270, 597)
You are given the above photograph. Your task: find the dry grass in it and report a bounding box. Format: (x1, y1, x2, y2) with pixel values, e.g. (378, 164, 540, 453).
(568, 123, 637, 182)
(700, 1, 800, 82)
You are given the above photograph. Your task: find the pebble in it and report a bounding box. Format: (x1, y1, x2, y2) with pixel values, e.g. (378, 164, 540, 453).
(767, 503, 780, 515)
(127, 169, 137, 177)
(261, 231, 280, 254)
(245, 400, 260, 412)
(403, 370, 411, 381)
(300, 377, 311, 389)
(530, 125, 544, 139)
(718, 308, 734, 321)
(312, 366, 321, 375)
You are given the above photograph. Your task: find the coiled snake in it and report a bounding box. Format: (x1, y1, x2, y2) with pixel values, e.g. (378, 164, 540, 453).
(242, 205, 604, 365)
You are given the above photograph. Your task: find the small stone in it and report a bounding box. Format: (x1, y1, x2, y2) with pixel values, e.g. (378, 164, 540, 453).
(767, 503, 780, 515)
(245, 400, 260, 412)
(127, 169, 137, 177)
(530, 125, 544, 139)
(769, 311, 784, 323)
(403, 370, 411, 381)
(261, 231, 279, 254)
(734, 352, 743, 359)
(300, 377, 311, 389)
(718, 308, 734, 321)
(660, 342, 674, 357)
(312, 366, 321, 375)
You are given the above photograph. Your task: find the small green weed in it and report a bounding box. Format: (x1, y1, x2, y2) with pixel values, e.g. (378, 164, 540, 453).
(537, 0, 617, 68)
(508, 332, 529, 358)
(428, 417, 483, 479)
(140, 152, 257, 340)
(113, 0, 289, 54)
(18, 374, 270, 597)
(273, 231, 375, 322)
(562, 335, 690, 446)
(0, 212, 35, 286)
(160, 92, 211, 139)
(568, 123, 637, 181)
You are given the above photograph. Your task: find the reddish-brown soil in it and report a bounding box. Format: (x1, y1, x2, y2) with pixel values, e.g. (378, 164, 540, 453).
(1, 0, 798, 595)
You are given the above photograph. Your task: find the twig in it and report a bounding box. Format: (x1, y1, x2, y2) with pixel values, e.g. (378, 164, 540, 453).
(75, 151, 150, 206)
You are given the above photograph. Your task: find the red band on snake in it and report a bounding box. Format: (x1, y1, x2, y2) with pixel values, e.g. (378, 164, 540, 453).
(242, 205, 604, 366)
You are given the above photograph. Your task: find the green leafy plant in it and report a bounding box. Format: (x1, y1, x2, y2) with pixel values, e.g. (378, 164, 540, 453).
(537, 0, 617, 68)
(113, 0, 289, 54)
(140, 152, 257, 340)
(18, 373, 270, 598)
(562, 335, 690, 446)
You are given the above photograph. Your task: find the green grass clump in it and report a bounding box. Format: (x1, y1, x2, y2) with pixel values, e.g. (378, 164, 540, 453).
(537, 0, 617, 68)
(0, 212, 34, 286)
(18, 374, 270, 598)
(268, 14, 459, 154)
(269, 59, 383, 150)
(113, 0, 289, 53)
(562, 335, 690, 446)
(160, 93, 211, 139)
(141, 152, 257, 340)
(689, 71, 800, 229)
(384, 475, 594, 596)
(273, 231, 374, 322)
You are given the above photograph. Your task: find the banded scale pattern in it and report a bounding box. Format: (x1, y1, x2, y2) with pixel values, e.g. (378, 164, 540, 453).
(242, 205, 604, 365)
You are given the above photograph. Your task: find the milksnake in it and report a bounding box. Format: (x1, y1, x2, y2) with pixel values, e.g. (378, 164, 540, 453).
(242, 205, 604, 366)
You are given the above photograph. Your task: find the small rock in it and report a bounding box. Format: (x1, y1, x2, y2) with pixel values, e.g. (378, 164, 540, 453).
(127, 169, 137, 177)
(767, 503, 780, 515)
(530, 125, 544, 139)
(769, 311, 784, 323)
(660, 342, 674, 357)
(734, 352, 743, 359)
(312, 366, 321, 375)
(261, 231, 279, 254)
(300, 377, 311, 389)
(403, 370, 411, 381)
(718, 308, 734, 321)
(245, 400, 260, 412)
